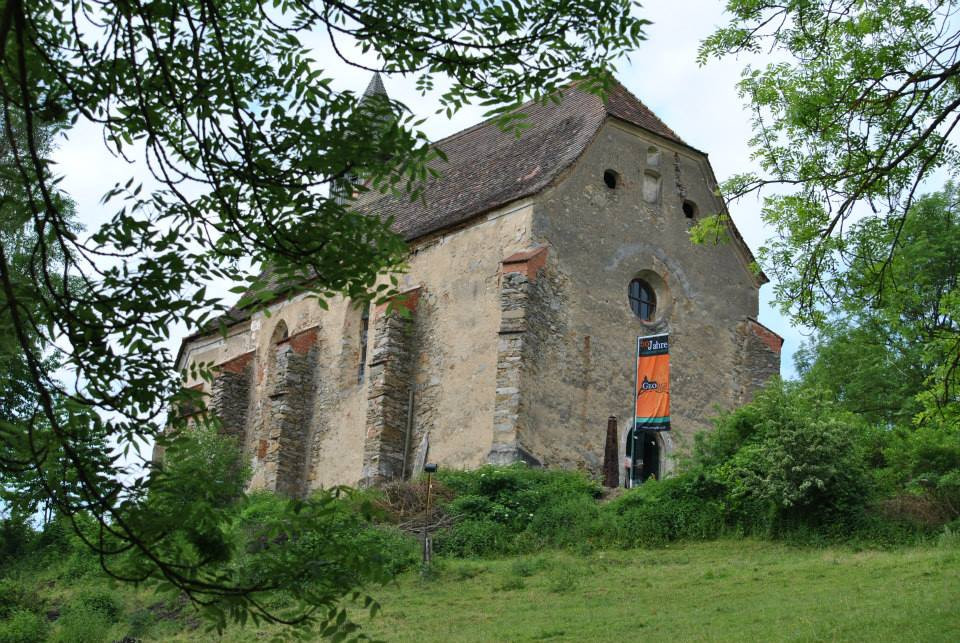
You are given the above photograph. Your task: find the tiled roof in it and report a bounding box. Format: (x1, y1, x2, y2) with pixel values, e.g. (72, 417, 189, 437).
(184, 81, 691, 345)
(357, 80, 686, 241)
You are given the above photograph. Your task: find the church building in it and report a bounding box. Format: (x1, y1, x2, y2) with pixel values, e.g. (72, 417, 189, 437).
(174, 76, 783, 495)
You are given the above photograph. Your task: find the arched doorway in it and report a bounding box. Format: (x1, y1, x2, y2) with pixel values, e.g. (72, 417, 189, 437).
(626, 427, 660, 487)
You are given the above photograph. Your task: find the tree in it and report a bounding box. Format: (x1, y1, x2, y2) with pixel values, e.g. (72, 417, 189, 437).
(0, 110, 85, 522)
(699, 0, 960, 418)
(794, 186, 959, 426)
(0, 0, 649, 632)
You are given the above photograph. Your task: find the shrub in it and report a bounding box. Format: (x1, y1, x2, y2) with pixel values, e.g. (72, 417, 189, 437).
(0, 518, 35, 568)
(434, 518, 512, 557)
(50, 606, 112, 643)
(0, 579, 41, 620)
(232, 489, 419, 594)
(883, 424, 960, 521)
(353, 525, 419, 577)
(433, 465, 602, 556)
(0, 609, 47, 643)
(524, 495, 599, 549)
(126, 608, 156, 639)
(73, 588, 122, 621)
(696, 380, 870, 535)
(603, 475, 725, 547)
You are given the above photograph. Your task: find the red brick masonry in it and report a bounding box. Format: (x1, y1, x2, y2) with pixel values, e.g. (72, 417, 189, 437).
(277, 326, 319, 355)
(502, 246, 549, 282)
(217, 350, 254, 374)
(374, 286, 422, 318)
(747, 317, 784, 355)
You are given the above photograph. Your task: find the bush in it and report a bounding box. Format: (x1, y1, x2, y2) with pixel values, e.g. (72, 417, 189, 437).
(0, 609, 47, 643)
(0, 579, 42, 620)
(353, 525, 419, 577)
(433, 465, 602, 556)
(50, 606, 113, 643)
(232, 489, 419, 594)
(0, 518, 35, 568)
(434, 518, 513, 557)
(883, 424, 960, 521)
(604, 475, 725, 547)
(696, 380, 870, 535)
(73, 588, 122, 621)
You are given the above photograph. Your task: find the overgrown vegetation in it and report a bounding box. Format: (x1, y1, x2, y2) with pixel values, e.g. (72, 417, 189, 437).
(2, 375, 958, 639)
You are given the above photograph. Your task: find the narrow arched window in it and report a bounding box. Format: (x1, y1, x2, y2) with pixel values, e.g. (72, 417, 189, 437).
(629, 279, 656, 321)
(643, 171, 660, 204)
(357, 306, 370, 384)
(267, 320, 289, 397)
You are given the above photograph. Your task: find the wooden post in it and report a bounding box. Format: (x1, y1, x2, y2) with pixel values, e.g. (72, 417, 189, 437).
(602, 416, 619, 488)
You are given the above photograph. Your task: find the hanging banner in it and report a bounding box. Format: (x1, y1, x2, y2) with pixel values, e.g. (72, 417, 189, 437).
(635, 334, 670, 431)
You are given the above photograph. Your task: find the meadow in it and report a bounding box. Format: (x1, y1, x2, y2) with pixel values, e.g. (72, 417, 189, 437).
(163, 539, 960, 642)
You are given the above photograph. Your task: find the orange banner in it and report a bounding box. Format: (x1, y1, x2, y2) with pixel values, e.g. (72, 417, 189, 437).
(635, 334, 670, 430)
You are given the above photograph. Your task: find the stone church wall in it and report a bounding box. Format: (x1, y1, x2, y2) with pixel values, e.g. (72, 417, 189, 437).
(390, 202, 535, 474)
(526, 120, 770, 478)
(174, 121, 779, 490)
(177, 201, 534, 491)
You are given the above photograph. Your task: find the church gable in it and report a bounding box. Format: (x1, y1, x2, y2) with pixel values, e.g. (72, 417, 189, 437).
(357, 80, 688, 243)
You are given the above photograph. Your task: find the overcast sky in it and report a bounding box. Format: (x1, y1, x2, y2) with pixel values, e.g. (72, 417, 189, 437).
(52, 1, 806, 378)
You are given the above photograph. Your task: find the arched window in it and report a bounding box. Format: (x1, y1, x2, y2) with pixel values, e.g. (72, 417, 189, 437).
(267, 320, 289, 396)
(629, 279, 656, 321)
(643, 170, 660, 204)
(357, 306, 370, 384)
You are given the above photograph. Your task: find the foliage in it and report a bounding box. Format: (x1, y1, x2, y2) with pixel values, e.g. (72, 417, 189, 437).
(700, 0, 960, 315)
(805, 184, 960, 426)
(0, 609, 47, 643)
(0, 109, 84, 521)
(434, 465, 604, 556)
(108, 427, 417, 635)
(0, 0, 649, 629)
(698, 1, 960, 425)
(604, 476, 725, 547)
(0, 450, 419, 641)
(883, 424, 960, 520)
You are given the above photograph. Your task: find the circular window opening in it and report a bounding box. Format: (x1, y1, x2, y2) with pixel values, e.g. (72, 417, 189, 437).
(629, 278, 657, 321)
(682, 200, 697, 219)
(603, 169, 619, 189)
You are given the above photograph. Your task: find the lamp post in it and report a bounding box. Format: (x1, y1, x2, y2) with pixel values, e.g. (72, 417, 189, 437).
(423, 463, 437, 565)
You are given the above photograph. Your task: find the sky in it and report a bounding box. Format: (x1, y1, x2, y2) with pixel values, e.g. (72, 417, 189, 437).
(52, 0, 807, 378)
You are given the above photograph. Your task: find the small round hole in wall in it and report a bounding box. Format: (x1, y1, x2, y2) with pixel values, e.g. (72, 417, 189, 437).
(682, 200, 698, 219)
(603, 169, 619, 189)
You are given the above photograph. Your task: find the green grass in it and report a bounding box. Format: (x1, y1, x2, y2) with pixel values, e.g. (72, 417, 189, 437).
(344, 540, 959, 642)
(7, 539, 958, 641)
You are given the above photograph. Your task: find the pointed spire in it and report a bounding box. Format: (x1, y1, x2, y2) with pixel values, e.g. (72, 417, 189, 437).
(361, 72, 388, 102)
(332, 73, 391, 206)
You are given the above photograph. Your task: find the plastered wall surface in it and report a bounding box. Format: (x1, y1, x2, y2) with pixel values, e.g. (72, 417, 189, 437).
(527, 120, 767, 475)
(178, 203, 533, 492)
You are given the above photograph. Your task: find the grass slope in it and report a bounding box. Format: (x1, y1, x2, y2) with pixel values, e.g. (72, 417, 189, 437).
(8, 539, 956, 641)
(347, 540, 959, 642)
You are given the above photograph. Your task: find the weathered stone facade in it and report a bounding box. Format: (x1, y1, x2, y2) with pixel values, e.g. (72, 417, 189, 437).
(173, 79, 782, 494)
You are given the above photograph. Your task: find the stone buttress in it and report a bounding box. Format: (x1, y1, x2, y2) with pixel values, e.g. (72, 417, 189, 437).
(262, 327, 320, 496)
(489, 246, 549, 465)
(362, 288, 421, 485)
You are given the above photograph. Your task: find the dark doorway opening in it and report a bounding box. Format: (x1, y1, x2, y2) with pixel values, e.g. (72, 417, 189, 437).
(626, 428, 660, 487)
